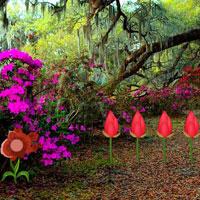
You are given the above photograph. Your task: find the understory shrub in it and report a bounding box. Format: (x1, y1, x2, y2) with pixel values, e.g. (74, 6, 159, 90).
(0, 49, 79, 167)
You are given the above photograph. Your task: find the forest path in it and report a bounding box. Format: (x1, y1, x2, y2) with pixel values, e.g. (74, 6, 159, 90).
(1, 115, 200, 200)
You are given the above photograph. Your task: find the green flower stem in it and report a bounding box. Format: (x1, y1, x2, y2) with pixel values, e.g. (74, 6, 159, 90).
(189, 138, 194, 162)
(2, 158, 29, 184)
(109, 137, 113, 164)
(136, 138, 140, 163)
(162, 138, 167, 162)
(13, 159, 20, 184)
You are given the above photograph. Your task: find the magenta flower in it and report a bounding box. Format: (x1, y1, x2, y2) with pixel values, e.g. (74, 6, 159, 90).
(66, 134, 80, 144)
(80, 125, 86, 132)
(8, 101, 29, 114)
(68, 124, 75, 131)
(140, 107, 146, 113)
(46, 117, 51, 123)
(0, 49, 43, 69)
(51, 125, 57, 131)
(1, 63, 14, 79)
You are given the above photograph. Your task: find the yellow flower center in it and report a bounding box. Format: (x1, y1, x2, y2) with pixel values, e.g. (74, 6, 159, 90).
(10, 139, 24, 152)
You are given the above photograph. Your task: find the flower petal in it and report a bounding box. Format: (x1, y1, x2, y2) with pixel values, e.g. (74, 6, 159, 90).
(157, 111, 172, 138)
(103, 111, 119, 138)
(1, 139, 13, 158)
(131, 111, 146, 138)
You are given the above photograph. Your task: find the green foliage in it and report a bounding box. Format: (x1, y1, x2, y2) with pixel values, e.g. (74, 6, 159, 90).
(2, 159, 29, 184)
(22, 12, 88, 66)
(162, 0, 200, 28)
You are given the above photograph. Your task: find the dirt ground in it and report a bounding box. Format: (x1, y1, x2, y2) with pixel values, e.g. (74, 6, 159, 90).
(1, 117, 200, 200)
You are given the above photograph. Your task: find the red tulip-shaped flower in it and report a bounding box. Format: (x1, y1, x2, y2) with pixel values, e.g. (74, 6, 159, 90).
(157, 111, 172, 162)
(184, 111, 199, 162)
(157, 111, 172, 138)
(130, 111, 146, 138)
(184, 111, 199, 138)
(103, 110, 119, 164)
(103, 111, 119, 138)
(130, 111, 146, 163)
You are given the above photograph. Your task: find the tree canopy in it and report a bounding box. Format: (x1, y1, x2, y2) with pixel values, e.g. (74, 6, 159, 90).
(0, 0, 200, 93)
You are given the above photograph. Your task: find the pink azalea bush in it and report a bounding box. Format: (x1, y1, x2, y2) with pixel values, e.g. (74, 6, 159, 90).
(0, 49, 80, 166)
(113, 76, 200, 134)
(128, 84, 200, 116)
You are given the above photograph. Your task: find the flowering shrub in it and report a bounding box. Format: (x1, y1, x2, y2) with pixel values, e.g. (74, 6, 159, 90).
(179, 66, 200, 87)
(128, 84, 200, 116)
(0, 49, 80, 166)
(113, 71, 200, 134)
(0, 49, 42, 114)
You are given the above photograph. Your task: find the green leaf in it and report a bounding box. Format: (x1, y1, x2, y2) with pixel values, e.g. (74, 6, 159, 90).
(17, 171, 29, 182)
(1, 171, 14, 182)
(10, 160, 15, 171)
(14, 159, 20, 175)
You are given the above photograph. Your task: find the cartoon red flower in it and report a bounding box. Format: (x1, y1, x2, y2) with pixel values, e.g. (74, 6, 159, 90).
(130, 111, 146, 138)
(157, 111, 172, 138)
(103, 111, 119, 138)
(184, 111, 199, 138)
(1, 128, 40, 161)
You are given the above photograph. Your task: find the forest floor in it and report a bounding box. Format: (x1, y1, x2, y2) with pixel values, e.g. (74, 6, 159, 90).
(1, 116, 200, 200)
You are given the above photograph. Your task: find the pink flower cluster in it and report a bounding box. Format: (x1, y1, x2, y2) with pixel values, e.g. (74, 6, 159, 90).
(1, 63, 14, 80)
(0, 84, 29, 114)
(87, 58, 104, 69)
(97, 91, 116, 106)
(175, 86, 193, 99)
(63, 133, 80, 145)
(129, 84, 200, 115)
(8, 101, 29, 114)
(39, 132, 80, 166)
(0, 49, 42, 114)
(0, 85, 24, 98)
(0, 49, 43, 69)
(68, 124, 87, 132)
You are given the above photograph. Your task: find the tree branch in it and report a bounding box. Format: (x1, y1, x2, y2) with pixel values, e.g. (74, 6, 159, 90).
(103, 28, 200, 95)
(96, 0, 121, 45)
(148, 43, 189, 86)
(97, 0, 143, 46)
(122, 28, 200, 79)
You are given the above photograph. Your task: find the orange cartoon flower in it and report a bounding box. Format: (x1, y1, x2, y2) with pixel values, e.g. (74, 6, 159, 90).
(1, 128, 40, 161)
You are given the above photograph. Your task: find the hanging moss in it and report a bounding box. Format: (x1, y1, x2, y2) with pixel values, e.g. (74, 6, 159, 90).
(109, 5, 115, 20)
(56, 11, 61, 21)
(95, 13, 99, 27)
(77, 0, 81, 7)
(83, 25, 87, 39)
(32, 3, 36, 15)
(41, 3, 46, 17)
(77, 29, 81, 55)
(25, 0, 30, 12)
(3, 11, 8, 28)
(116, 38, 120, 67)
(138, 19, 142, 45)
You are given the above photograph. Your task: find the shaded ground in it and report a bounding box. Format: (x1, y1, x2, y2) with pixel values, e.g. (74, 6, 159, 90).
(1, 116, 200, 200)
